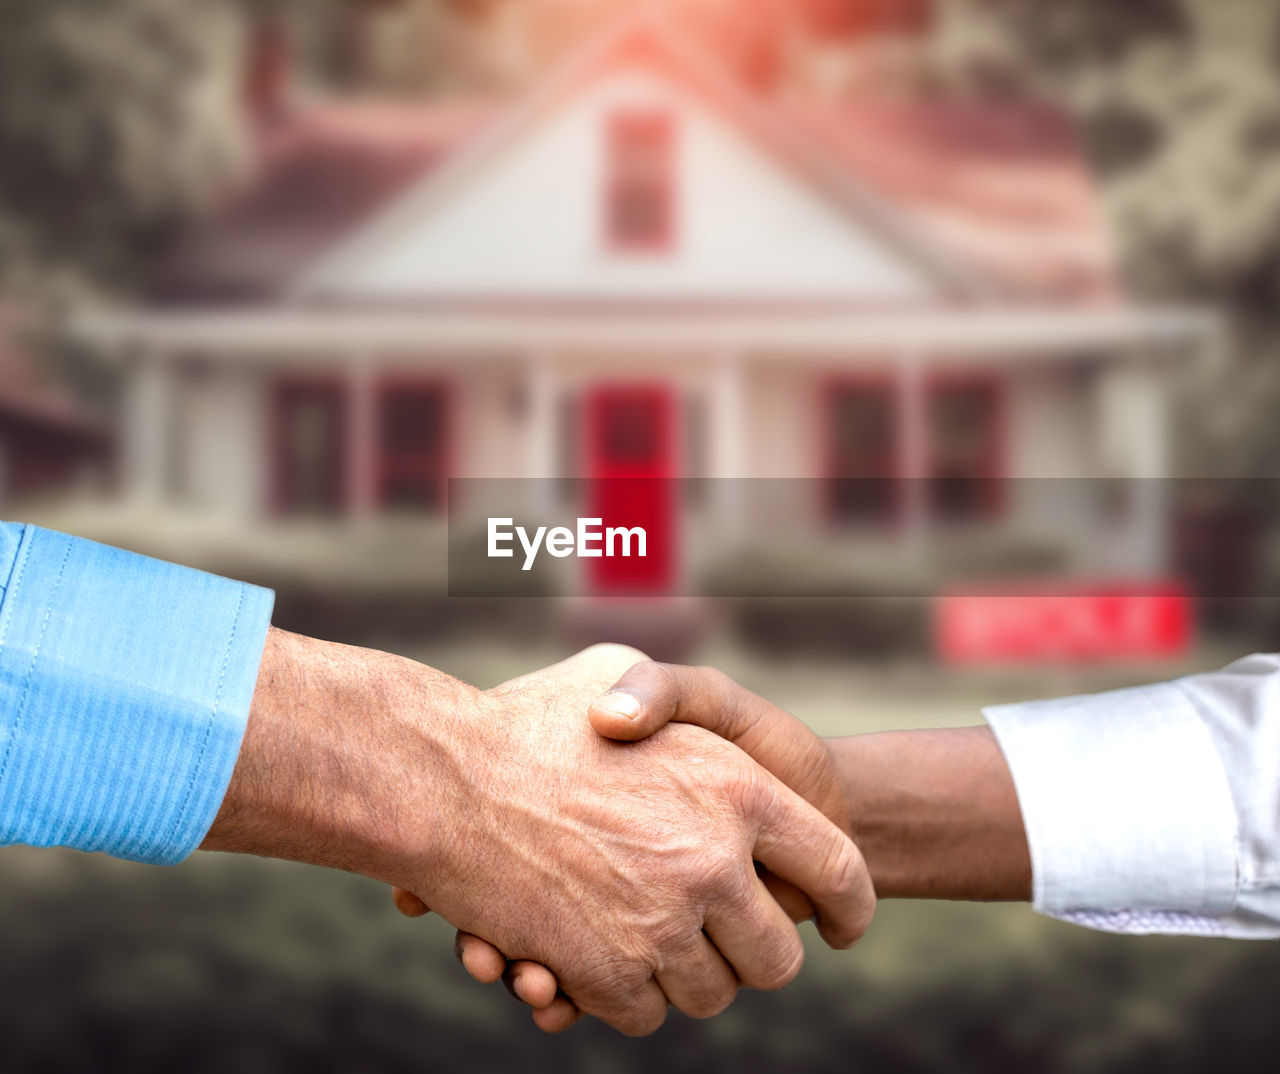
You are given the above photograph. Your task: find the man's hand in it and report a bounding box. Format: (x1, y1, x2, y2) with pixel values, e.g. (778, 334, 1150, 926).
(425, 660, 1032, 1031)
(411, 660, 863, 1032)
(204, 634, 874, 1036)
(592, 663, 853, 922)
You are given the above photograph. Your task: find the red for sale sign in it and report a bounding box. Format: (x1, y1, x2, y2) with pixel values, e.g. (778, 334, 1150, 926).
(936, 582, 1193, 664)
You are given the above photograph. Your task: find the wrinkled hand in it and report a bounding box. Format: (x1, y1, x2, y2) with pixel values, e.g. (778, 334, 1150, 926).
(395, 648, 872, 1035)
(394, 660, 864, 1033)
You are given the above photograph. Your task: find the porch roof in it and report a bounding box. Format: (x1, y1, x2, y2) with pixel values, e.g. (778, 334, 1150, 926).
(74, 303, 1216, 365)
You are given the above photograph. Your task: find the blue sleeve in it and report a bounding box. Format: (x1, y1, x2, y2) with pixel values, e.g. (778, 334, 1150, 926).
(0, 522, 275, 865)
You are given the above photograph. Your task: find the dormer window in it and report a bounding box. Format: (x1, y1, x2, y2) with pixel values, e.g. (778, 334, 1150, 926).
(605, 111, 675, 251)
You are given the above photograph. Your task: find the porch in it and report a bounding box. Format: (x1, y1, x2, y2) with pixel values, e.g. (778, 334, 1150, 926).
(73, 302, 1211, 595)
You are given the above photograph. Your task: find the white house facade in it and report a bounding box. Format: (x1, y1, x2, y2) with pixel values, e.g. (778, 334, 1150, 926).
(74, 12, 1211, 600)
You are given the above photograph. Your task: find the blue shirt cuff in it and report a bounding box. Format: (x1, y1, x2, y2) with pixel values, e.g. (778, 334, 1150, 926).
(0, 523, 274, 864)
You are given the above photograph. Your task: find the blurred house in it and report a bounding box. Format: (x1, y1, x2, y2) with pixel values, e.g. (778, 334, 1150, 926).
(0, 307, 112, 505)
(75, 10, 1210, 599)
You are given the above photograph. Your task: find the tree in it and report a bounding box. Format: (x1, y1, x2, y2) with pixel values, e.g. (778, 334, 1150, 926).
(935, 0, 1280, 477)
(0, 0, 247, 300)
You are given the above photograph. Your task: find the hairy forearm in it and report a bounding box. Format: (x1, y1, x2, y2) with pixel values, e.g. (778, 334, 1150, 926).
(200, 626, 477, 887)
(205, 635, 1028, 915)
(829, 727, 1031, 902)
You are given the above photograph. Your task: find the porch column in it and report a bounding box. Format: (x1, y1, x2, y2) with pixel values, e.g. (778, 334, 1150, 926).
(528, 349, 556, 513)
(347, 358, 377, 517)
(123, 349, 173, 502)
(711, 349, 745, 532)
(896, 350, 928, 555)
(1128, 359, 1169, 573)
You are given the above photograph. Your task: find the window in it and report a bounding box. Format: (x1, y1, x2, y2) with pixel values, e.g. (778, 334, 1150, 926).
(927, 377, 1002, 520)
(825, 381, 898, 523)
(273, 379, 347, 515)
(605, 111, 675, 250)
(377, 383, 448, 511)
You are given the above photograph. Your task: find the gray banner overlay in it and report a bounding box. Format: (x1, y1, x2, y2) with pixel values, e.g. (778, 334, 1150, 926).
(446, 478, 1277, 598)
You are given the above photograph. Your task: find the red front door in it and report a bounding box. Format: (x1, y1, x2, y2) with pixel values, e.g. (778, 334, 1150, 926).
(585, 385, 678, 594)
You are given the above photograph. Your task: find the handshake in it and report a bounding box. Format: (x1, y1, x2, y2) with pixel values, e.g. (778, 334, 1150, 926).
(203, 631, 1030, 1036)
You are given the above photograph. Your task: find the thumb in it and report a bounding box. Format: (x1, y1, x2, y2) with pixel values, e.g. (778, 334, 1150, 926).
(588, 662, 848, 828)
(588, 663, 681, 741)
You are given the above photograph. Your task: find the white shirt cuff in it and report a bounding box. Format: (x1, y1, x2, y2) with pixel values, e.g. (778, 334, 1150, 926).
(983, 682, 1240, 922)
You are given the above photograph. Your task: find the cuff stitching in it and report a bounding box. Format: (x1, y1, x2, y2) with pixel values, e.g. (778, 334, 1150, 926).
(0, 522, 27, 603)
(164, 584, 247, 856)
(0, 535, 73, 790)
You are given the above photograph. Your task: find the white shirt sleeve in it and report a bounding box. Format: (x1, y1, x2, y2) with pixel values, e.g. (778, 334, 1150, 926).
(983, 653, 1280, 939)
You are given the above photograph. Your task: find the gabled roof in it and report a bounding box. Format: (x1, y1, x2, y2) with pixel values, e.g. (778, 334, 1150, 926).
(787, 101, 1121, 303)
(153, 9, 1120, 307)
(154, 102, 494, 304)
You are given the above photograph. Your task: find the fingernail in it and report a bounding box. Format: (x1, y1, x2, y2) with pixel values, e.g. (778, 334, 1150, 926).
(597, 691, 641, 719)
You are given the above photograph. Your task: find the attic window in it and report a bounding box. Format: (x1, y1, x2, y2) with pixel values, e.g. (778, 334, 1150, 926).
(605, 111, 675, 251)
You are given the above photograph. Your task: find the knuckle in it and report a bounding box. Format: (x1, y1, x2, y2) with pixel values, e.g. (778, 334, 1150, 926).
(816, 842, 875, 949)
(640, 660, 680, 696)
(682, 983, 738, 1020)
(646, 912, 705, 966)
(819, 837, 863, 900)
(577, 957, 650, 1007)
(589, 973, 669, 1037)
(837, 886, 878, 950)
(617, 1004, 668, 1037)
(722, 757, 769, 819)
(748, 931, 805, 992)
(699, 850, 749, 900)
